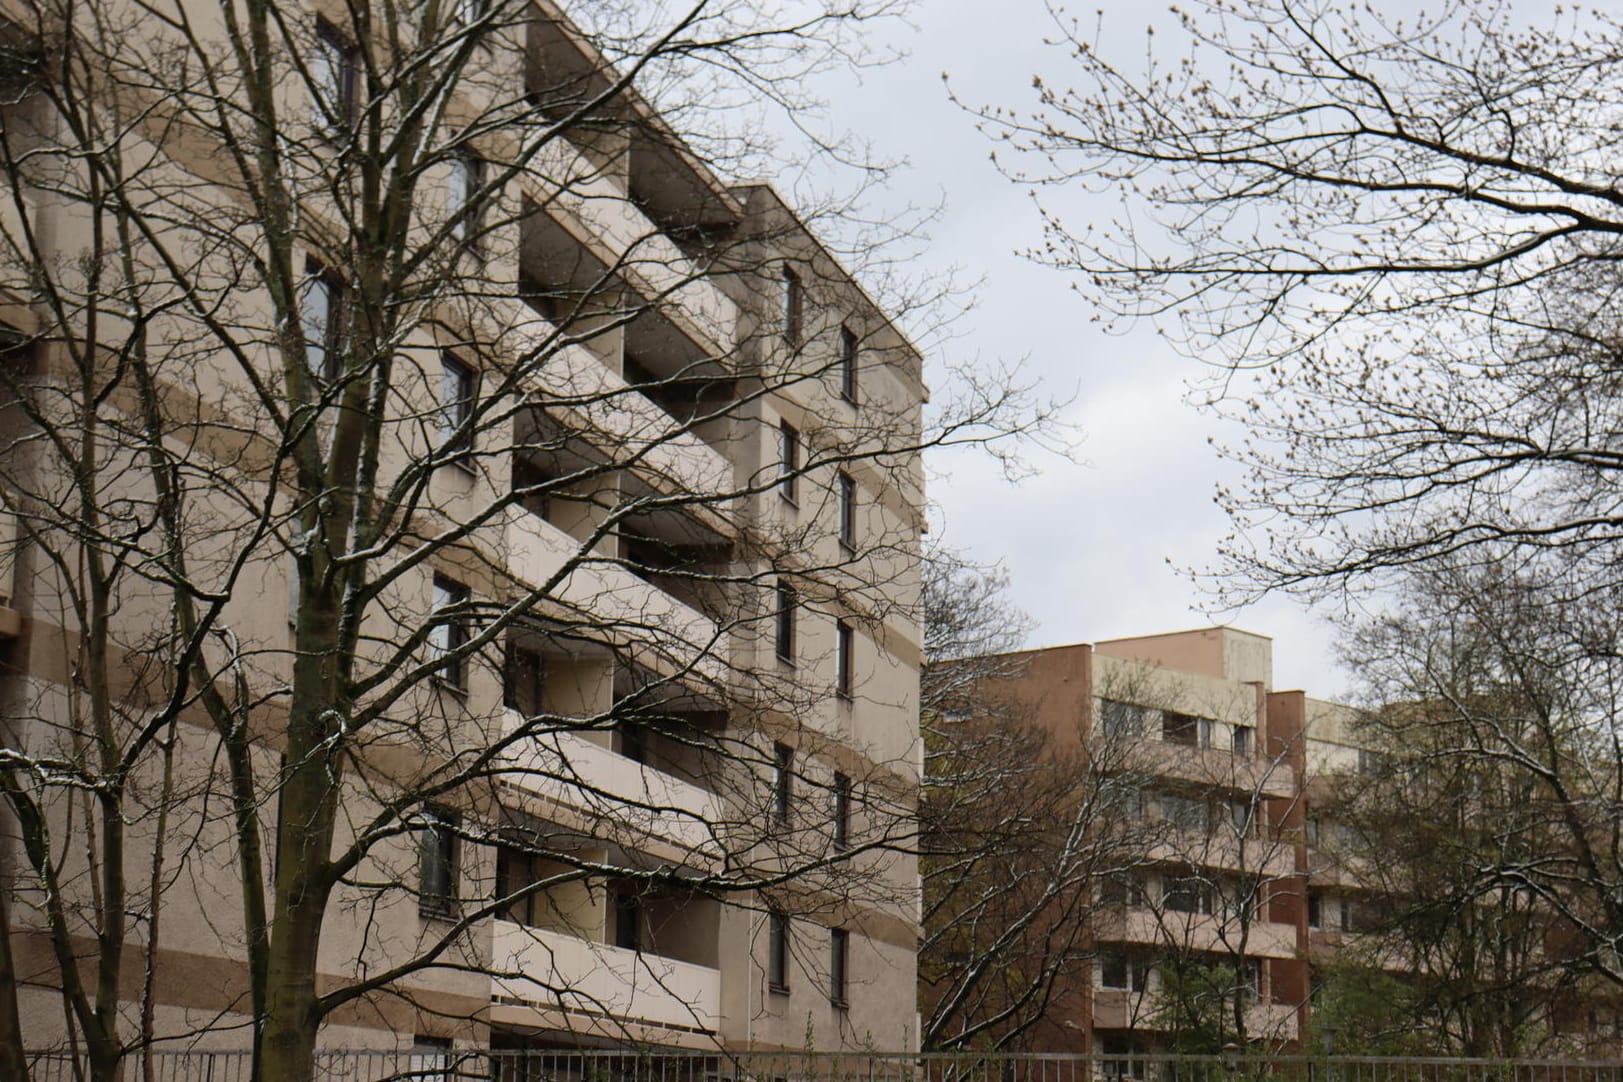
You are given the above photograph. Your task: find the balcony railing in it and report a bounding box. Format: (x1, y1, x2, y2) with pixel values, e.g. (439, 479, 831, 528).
(499, 709, 723, 860)
(490, 919, 721, 1035)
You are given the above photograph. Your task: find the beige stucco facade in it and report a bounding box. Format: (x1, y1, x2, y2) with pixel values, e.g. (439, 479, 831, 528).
(0, 0, 923, 1062)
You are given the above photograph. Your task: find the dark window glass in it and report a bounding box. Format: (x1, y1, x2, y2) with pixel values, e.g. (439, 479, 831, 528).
(837, 471, 856, 551)
(839, 324, 858, 402)
(419, 807, 458, 917)
(774, 581, 796, 663)
(832, 772, 851, 851)
(768, 911, 789, 991)
(1099, 699, 1145, 737)
(1163, 875, 1214, 915)
(836, 620, 854, 701)
(1232, 725, 1253, 757)
(830, 927, 849, 1006)
(774, 742, 793, 823)
(778, 421, 799, 503)
(431, 575, 470, 690)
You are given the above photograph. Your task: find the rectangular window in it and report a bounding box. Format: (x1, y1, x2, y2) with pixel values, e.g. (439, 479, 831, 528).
(774, 580, 796, 663)
(835, 619, 854, 701)
(768, 911, 790, 992)
(440, 352, 476, 460)
(838, 324, 858, 402)
(301, 263, 344, 382)
(312, 20, 356, 129)
(419, 807, 459, 918)
(782, 266, 803, 345)
(1162, 875, 1214, 915)
(837, 471, 856, 551)
(773, 742, 793, 824)
(778, 420, 799, 504)
(1307, 890, 1323, 929)
(830, 927, 849, 1006)
(832, 771, 851, 851)
(1229, 799, 1253, 837)
(1099, 699, 1146, 738)
(448, 154, 484, 247)
(1099, 951, 1148, 992)
(1162, 711, 1212, 748)
(1232, 725, 1253, 757)
(431, 575, 471, 691)
(1241, 958, 1263, 1002)
(1101, 871, 1143, 907)
(1159, 792, 1209, 832)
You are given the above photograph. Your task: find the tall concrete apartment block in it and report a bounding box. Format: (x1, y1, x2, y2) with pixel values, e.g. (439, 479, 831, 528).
(957, 628, 1360, 1053)
(0, 0, 925, 1061)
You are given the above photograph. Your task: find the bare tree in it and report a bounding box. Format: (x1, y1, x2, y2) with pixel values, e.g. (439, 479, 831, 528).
(1309, 705, 1571, 1057)
(0, 1, 1057, 1079)
(1315, 563, 1623, 1045)
(967, 0, 1623, 601)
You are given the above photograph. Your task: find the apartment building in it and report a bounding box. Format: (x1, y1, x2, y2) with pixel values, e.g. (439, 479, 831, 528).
(924, 627, 1355, 1054)
(0, 0, 924, 1069)
(927, 624, 1623, 1057)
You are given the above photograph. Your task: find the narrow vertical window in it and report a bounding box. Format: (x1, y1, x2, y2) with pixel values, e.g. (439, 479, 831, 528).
(778, 420, 799, 504)
(773, 742, 793, 824)
(301, 263, 344, 382)
(418, 807, 458, 917)
(440, 352, 476, 460)
(448, 154, 485, 248)
(835, 620, 854, 702)
(837, 471, 856, 551)
(431, 575, 471, 690)
(832, 771, 851, 851)
(781, 265, 803, 345)
(830, 927, 849, 1006)
(1231, 725, 1253, 757)
(768, 911, 790, 992)
(839, 324, 858, 402)
(312, 20, 356, 129)
(774, 580, 796, 663)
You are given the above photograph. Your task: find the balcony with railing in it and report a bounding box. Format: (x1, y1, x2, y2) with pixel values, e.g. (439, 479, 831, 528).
(489, 917, 721, 1036)
(503, 504, 724, 684)
(1092, 905, 1299, 959)
(507, 287, 734, 502)
(498, 707, 722, 861)
(1090, 988, 1298, 1040)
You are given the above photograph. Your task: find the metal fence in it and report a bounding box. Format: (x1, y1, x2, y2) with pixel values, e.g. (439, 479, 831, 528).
(22, 1051, 1623, 1082)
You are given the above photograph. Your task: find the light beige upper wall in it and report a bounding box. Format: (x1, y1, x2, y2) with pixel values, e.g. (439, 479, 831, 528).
(1095, 626, 1274, 689)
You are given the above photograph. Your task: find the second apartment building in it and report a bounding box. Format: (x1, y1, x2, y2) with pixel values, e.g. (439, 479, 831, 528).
(925, 627, 1361, 1053)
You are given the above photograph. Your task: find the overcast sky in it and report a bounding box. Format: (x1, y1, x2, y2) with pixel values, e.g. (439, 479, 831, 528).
(786, 2, 1362, 697)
